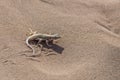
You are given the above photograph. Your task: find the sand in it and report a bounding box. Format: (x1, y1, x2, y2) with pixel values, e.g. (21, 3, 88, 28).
(0, 0, 120, 80)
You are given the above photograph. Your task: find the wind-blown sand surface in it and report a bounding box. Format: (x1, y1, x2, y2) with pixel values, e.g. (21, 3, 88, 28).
(0, 0, 120, 80)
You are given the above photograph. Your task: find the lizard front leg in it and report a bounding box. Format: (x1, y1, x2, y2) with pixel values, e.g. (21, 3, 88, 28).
(46, 39, 52, 47)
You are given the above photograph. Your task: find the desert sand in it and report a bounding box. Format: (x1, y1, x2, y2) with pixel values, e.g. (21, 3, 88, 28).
(0, 0, 120, 80)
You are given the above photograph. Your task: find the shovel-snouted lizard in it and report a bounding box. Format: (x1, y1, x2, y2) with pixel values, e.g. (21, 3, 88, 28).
(26, 28, 61, 56)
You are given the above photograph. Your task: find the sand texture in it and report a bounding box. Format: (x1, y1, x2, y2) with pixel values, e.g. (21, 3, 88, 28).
(0, 0, 120, 80)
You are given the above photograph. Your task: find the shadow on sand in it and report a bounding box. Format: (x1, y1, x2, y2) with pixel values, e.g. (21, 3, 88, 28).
(40, 41, 64, 54)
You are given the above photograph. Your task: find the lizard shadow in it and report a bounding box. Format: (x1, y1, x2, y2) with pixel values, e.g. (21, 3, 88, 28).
(41, 41, 64, 54)
(33, 40, 64, 54)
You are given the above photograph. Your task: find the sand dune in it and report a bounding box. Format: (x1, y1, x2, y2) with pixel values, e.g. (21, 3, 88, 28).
(0, 0, 120, 80)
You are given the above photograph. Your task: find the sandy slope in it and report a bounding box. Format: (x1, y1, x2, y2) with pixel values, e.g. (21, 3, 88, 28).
(0, 0, 120, 80)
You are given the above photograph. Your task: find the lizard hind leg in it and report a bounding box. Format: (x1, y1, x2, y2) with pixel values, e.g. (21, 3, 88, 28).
(28, 28, 37, 36)
(32, 47, 35, 55)
(36, 38, 43, 54)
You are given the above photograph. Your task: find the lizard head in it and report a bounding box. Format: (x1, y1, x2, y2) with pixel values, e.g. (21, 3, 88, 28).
(52, 34, 61, 39)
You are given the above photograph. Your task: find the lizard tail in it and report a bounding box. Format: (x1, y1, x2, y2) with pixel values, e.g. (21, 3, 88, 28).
(26, 37, 35, 55)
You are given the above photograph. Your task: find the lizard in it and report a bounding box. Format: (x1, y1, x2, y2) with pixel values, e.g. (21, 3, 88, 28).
(25, 28, 61, 56)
